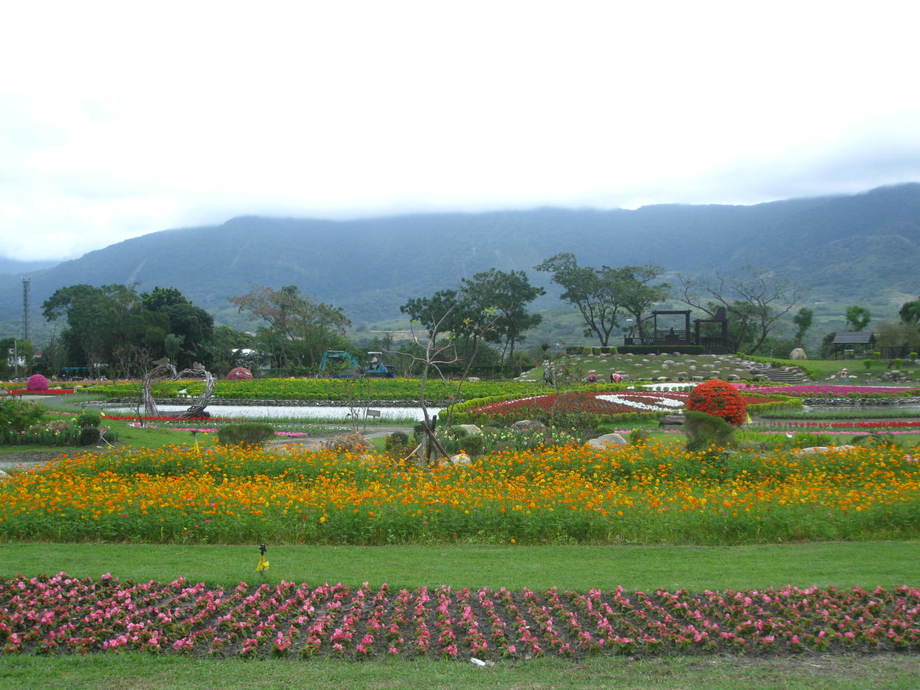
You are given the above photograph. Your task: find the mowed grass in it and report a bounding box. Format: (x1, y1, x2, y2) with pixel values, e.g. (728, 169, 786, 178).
(1, 652, 918, 689)
(1, 541, 918, 689)
(2, 541, 918, 591)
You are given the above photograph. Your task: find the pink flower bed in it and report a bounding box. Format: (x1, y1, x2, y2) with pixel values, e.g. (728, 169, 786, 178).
(1, 574, 916, 658)
(101, 414, 227, 422)
(765, 420, 920, 430)
(735, 384, 918, 396)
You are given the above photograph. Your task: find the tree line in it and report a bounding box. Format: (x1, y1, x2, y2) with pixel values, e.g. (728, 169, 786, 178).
(19, 261, 920, 380)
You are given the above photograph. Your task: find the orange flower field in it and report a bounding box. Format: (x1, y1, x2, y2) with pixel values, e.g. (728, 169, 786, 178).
(1, 442, 918, 545)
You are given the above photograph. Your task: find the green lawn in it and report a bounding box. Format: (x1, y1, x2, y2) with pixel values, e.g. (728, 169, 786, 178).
(2, 541, 918, 689)
(1, 652, 917, 689)
(2, 541, 917, 591)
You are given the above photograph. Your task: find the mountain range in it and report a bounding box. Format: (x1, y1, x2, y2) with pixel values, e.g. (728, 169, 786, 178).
(2, 183, 920, 339)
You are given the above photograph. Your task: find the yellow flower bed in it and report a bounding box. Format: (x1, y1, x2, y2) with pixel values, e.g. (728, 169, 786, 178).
(1, 443, 917, 544)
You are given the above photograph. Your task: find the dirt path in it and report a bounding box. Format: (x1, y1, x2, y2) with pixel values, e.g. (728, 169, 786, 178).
(0, 451, 71, 472)
(265, 425, 413, 451)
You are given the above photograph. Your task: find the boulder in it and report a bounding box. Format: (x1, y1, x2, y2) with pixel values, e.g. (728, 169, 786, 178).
(449, 452, 472, 465)
(659, 415, 685, 427)
(453, 424, 483, 437)
(793, 445, 856, 456)
(586, 433, 628, 449)
(511, 419, 547, 434)
(789, 348, 807, 360)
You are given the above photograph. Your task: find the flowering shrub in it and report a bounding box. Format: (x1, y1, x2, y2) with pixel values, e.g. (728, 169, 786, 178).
(226, 367, 253, 380)
(0, 574, 916, 658)
(26, 374, 49, 391)
(686, 380, 747, 426)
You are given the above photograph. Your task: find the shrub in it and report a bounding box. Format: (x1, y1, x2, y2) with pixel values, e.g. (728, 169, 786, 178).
(0, 399, 45, 434)
(217, 423, 275, 447)
(76, 411, 101, 428)
(78, 426, 101, 445)
(684, 410, 736, 451)
(789, 432, 832, 448)
(226, 366, 254, 380)
(686, 379, 747, 426)
(384, 432, 411, 458)
(629, 428, 651, 445)
(26, 374, 49, 391)
(618, 345, 703, 355)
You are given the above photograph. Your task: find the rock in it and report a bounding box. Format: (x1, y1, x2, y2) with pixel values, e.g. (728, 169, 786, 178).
(322, 433, 370, 452)
(794, 445, 857, 456)
(467, 376, 481, 382)
(789, 348, 807, 360)
(659, 415, 685, 427)
(449, 452, 472, 465)
(586, 433, 628, 449)
(511, 419, 547, 433)
(454, 424, 483, 437)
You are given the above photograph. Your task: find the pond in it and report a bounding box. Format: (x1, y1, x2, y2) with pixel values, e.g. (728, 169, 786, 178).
(107, 404, 443, 421)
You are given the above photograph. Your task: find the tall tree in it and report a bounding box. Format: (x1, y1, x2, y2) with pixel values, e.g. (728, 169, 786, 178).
(792, 307, 813, 346)
(535, 253, 620, 346)
(679, 270, 801, 354)
(898, 297, 920, 325)
(42, 284, 143, 371)
(845, 305, 871, 332)
(230, 285, 351, 371)
(614, 265, 670, 340)
(460, 269, 544, 367)
(536, 254, 668, 345)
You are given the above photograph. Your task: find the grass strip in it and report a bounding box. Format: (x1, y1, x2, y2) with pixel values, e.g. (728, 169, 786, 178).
(1, 541, 917, 591)
(0, 650, 917, 689)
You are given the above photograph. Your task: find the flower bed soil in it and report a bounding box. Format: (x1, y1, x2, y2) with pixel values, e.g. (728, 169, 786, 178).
(1, 574, 916, 659)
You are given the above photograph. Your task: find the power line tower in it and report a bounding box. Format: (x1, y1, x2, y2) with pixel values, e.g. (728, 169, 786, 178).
(22, 277, 31, 342)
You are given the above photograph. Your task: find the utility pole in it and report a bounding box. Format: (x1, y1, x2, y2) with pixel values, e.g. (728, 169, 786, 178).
(22, 277, 31, 342)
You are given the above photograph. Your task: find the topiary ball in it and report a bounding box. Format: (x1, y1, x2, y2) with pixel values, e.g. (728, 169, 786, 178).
(226, 366, 253, 380)
(686, 379, 747, 426)
(26, 374, 50, 391)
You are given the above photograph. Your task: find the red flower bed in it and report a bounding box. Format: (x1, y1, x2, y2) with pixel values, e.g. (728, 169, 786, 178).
(474, 390, 781, 417)
(0, 574, 916, 659)
(7, 389, 74, 395)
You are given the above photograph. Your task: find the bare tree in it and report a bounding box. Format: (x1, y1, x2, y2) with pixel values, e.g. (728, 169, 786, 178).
(678, 269, 802, 354)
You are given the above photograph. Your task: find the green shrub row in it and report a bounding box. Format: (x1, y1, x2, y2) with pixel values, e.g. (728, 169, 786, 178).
(217, 423, 276, 446)
(618, 345, 704, 355)
(86, 377, 549, 402)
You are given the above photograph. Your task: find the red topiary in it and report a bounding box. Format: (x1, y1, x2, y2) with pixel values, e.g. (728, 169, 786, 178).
(686, 379, 747, 426)
(26, 374, 50, 391)
(226, 366, 253, 381)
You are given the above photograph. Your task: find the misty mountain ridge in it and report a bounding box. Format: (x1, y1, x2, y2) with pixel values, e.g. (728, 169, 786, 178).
(2, 183, 920, 337)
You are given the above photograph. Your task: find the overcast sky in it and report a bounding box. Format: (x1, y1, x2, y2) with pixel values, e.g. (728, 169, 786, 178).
(3, 1, 920, 261)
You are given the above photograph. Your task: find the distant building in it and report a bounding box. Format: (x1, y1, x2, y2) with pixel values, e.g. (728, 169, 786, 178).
(831, 332, 876, 359)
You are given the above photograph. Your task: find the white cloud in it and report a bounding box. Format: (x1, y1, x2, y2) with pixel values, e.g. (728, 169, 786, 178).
(2, 0, 920, 259)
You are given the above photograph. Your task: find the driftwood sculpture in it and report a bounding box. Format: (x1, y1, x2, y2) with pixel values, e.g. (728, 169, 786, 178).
(176, 364, 216, 418)
(141, 359, 215, 419)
